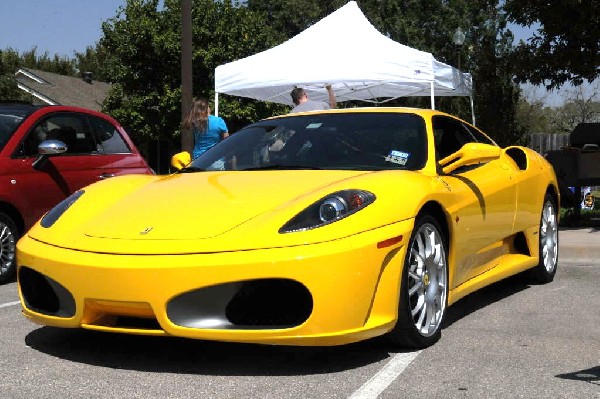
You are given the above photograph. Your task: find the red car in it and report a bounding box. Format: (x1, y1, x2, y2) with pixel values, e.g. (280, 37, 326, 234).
(0, 103, 153, 283)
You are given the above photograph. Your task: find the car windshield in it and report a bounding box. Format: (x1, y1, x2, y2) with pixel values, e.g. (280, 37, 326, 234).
(189, 112, 427, 172)
(0, 104, 36, 152)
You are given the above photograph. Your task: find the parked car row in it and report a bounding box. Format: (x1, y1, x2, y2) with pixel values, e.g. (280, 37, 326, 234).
(0, 103, 153, 283)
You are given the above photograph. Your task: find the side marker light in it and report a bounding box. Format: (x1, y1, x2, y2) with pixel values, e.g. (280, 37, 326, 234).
(377, 235, 403, 249)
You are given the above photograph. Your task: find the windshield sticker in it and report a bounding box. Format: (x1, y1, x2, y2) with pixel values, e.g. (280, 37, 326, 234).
(385, 150, 410, 165)
(306, 123, 322, 129)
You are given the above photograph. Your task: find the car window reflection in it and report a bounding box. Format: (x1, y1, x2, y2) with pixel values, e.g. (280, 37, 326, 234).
(190, 113, 428, 172)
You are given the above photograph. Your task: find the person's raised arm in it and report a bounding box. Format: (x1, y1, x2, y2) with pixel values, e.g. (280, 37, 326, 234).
(326, 84, 337, 109)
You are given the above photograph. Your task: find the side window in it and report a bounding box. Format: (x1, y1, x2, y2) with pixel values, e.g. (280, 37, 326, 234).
(19, 124, 49, 157)
(88, 116, 131, 154)
(464, 123, 495, 145)
(19, 113, 95, 157)
(433, 116, 474, 161)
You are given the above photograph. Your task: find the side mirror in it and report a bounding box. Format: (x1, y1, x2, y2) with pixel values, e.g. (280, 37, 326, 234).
(32, 140, 68, 170)
(171, 151, 192, 171)
(439, 142, 501, 174)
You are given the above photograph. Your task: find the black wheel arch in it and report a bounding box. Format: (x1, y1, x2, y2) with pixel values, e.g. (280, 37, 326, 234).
(417, 201, 450, 247)
(546, 184, 560, 211)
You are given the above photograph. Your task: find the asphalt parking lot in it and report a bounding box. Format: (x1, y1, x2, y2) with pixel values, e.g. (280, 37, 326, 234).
(0, 227, 598, 398)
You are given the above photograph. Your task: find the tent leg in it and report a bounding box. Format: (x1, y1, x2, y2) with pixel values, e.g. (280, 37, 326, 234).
(215, 93, 219, 116)
(430, 82, 435, 110)
(470, 96, 476, 126)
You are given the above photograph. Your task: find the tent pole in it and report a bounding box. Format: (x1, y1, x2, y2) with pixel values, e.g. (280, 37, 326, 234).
(470, 95, 476, 126)
(430, 81, 435, 110)
(215, 92, 219, 116)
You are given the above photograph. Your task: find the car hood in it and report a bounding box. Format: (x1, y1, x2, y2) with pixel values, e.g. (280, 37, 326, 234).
(27, 169, 428, 254)
(83, 171, 369, 240)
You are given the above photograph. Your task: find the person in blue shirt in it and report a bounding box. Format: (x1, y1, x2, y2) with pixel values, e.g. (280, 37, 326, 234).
(183, 97, 229, 159)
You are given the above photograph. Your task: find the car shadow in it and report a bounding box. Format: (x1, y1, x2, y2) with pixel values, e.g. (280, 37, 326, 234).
(442, 271, 532, 328)
(25, 327, 398, 376)
(24, 272, 535, 375)
(556, 365, 600, 386)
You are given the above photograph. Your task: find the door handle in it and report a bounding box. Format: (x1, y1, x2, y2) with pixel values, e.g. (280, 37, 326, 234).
(99, 173, 116, 179)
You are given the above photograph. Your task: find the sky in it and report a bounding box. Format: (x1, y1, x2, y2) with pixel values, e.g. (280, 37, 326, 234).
(0, 0, 588, 107)
(0, 0, 127, 57)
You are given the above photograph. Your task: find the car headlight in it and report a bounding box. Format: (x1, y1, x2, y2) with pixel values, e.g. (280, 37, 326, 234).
(280, 189, 375, 233)
(40, 190, 85, 228)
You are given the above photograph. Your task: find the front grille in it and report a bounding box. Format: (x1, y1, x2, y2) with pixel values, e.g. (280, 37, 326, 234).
(113, 316, 162, 330)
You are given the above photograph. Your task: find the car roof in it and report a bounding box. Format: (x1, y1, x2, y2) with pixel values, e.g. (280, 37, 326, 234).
(264, 106, 448, 120)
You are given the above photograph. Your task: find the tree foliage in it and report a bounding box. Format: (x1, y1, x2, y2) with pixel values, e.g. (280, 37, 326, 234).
(74, 43, 110, 82)
(467, 2, 526, 146)
(99, 0, 286, 170)
(246, 0, 344, 39)
(0, 49, 24, 101)
(548, 84, 600, 133)
(505, 0, 600, 89)
(516, 82, 600, 135)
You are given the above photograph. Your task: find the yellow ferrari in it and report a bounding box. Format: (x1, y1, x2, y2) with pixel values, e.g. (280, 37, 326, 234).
(17, 108, 559, 348)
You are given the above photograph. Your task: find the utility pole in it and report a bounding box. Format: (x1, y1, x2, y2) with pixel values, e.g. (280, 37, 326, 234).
(181, 0, 193, 154)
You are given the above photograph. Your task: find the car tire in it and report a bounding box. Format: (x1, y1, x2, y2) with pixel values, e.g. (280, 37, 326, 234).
(0, 212, 18, 284)
(530, 194, 559, 283)
(387, 215, 448, 349)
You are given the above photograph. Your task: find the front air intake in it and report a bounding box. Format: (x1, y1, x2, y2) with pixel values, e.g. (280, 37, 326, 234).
(167, 278, 313, 329)
(19, 267, 76, 317)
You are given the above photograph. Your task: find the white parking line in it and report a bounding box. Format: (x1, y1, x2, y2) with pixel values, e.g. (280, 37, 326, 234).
(349, 350, 421, 399)
(0, 300, 21, 309)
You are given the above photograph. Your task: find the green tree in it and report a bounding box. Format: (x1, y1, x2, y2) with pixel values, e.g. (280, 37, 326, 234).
(0, 49, 24, 100)
(359, 0, 525, 145)
(515, 92, 554, 135)
(467, 2, 526, 146)
(74, 43, 110, 82)
(517, 82, 600, 136)
(100, 0, 284, 171)
(504, 0, 600, 89)
(549, 83, 600, 134)
(246, 0, 345, 39)
(19, 47, 76, 75)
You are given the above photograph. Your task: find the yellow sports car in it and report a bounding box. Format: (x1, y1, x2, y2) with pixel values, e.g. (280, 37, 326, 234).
(17, 108, 559, 348)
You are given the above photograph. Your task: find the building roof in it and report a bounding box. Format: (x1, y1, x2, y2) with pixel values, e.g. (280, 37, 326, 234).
(15, 68, 111, 111)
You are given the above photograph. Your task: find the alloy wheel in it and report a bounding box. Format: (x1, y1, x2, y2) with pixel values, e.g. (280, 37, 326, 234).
(406, 222, 447, 337)
(540, 199, 558, 273)
(0, 220, 16, 276)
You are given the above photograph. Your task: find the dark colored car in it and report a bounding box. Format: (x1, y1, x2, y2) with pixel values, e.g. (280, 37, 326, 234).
(0, 103, 152, 283)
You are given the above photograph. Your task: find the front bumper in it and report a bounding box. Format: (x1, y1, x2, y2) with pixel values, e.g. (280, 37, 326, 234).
(17, 219, 412, 346)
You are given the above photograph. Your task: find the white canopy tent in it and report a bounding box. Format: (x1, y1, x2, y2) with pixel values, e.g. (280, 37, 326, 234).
(215, 1, 474, 123)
